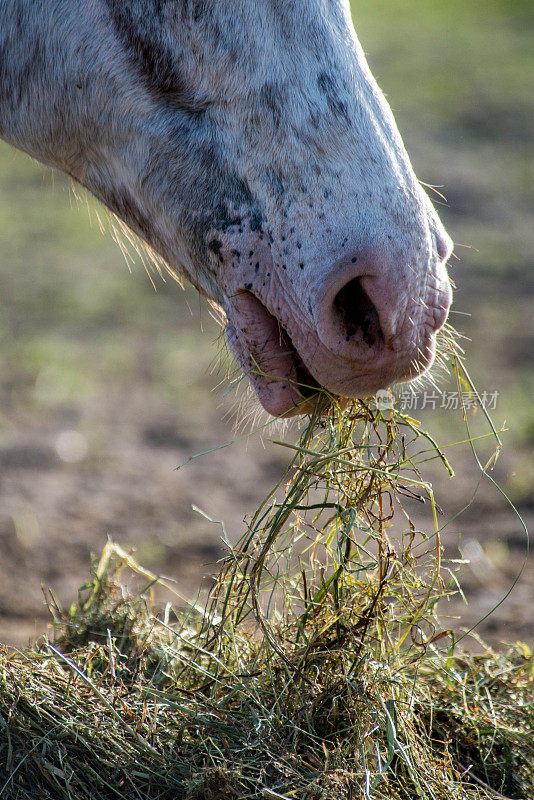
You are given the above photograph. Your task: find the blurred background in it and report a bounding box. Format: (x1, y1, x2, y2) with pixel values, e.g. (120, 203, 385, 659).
(0, 0, 532, 647)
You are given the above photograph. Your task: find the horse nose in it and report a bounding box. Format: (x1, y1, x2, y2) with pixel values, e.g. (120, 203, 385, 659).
(311, 255, 400, 360)
(331, 276, 384, 350)
(310, 249, 450, 362)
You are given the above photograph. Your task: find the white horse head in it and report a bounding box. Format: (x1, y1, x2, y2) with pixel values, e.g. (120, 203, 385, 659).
(0, 0, 452, 415)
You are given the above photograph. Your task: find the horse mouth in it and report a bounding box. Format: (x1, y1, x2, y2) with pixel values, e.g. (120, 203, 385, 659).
(224, 289, 439, 417)
(284, 342, 324, 405)
(225, 291, 324, 417)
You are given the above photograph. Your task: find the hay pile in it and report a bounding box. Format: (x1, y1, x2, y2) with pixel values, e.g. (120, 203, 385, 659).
(1, 348, 532, 799)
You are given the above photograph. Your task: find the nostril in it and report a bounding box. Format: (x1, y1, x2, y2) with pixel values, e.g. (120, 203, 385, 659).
(333, 278, 384, 348)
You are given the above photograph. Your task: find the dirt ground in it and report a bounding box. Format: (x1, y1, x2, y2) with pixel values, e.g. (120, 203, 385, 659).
(0, 371, 286, 647)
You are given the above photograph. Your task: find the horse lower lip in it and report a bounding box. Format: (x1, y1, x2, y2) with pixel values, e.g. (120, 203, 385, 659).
(226, 291, 324, 406)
